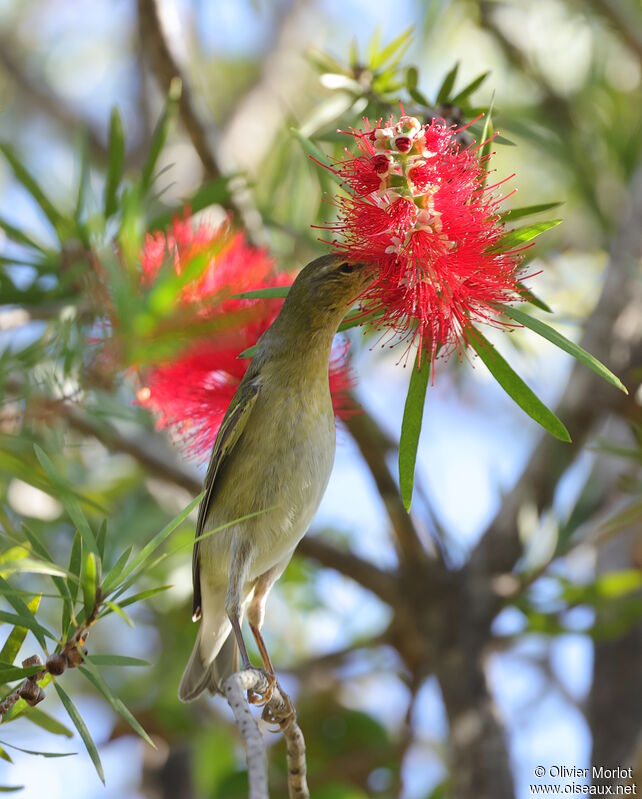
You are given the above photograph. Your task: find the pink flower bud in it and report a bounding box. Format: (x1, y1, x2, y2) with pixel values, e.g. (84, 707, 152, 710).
(395, 136, 412, 153)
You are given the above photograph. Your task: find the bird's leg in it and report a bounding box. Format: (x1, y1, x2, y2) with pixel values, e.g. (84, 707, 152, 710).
(225, 541, 253, 672)
(245, 567, 280, 706)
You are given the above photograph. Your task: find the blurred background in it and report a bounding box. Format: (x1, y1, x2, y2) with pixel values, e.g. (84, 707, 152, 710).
(0, 1, 641, 798)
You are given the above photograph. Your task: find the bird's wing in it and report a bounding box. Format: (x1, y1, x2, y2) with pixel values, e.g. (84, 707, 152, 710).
(191, 375, 261, 620)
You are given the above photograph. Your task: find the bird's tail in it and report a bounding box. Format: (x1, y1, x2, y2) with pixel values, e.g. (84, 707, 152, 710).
(178, 604, 237, 702)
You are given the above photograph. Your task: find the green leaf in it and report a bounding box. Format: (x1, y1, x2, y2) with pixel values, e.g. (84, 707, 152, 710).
(0, 143, 63, 233)
(33, 445, 98, 555)
(62, 532, 82, 637)
(491, 219, 562, 252)
(106, 493, 203, 591)
(0, 577, 49, 649)
(291, 129, 343, 188)
(451, 71, 490, 105)
(54, 683, 104, 784)
(232, 286, 290, 300)
(113, 584, 171, 610)
(101, 545, 132, 596)
(501, 202, 562, 222)
(0, 595, 41, 664)
(0, 739, 75, 758)
(399, 351, 430, 511)
(479, 94, 495, 182)
(96, 521, 107, 562)
(499, 305, 627, 394)
(86, 654, 150, 668)
(0, 662, 46, 682)
(103, 600, 133, 627)
(516, 281, 552, 313)
(79, 664, 154, 747)
(82, 552, 98, 620)
(0, 747, 11, 764)
(436, 62, 459, 104)
(468, 328, 571, 442)
(104, 108, 125, 218)
(0, 609, 56, 645)
(140, 78, 181, 193)
(23, 707, 73, 738)
(74, 134, 90, 222)
(0, 786, 22, 792)
(0, 216, 48, 253)
(370, 26, 413, 70)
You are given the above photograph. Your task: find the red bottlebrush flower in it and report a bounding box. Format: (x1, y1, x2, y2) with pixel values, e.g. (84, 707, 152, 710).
(136, 215, 356, 458)
(321, 114, 524, 363)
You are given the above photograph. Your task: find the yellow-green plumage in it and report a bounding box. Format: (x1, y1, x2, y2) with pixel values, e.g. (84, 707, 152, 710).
(179, 254, 372, 701)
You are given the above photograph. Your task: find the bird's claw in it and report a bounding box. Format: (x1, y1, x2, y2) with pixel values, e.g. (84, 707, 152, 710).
(247, 670, 276, 707)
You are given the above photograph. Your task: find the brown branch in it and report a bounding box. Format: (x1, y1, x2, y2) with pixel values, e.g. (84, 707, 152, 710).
(587, 0, 642, 67)
(296, 534, 399, 607)
(344, 408, 429, 564)
(137, 0, 221, 179)
(0, 37, 144, 169)
(0, 591, 100, 721)
(224, 669, 309, 799)
(469, 165, 642, 582)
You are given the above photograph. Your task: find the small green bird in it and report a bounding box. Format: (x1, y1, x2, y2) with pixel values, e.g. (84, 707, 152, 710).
(179, 254, 372, 702)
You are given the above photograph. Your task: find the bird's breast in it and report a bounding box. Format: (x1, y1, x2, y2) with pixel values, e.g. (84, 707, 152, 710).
(200, 374, 336, 581)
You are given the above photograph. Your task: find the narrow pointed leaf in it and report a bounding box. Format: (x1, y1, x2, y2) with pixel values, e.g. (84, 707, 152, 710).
(499, 305, 627, 393)
(0, 143, 63, 232)
(0, 662, 47, 682)
(451, 71, 490, 105)
(468, 328, 571, 442)
(291, 129, 343, 188)
(399, 352, 430, 511)
(501, 202, 562, 222)
(23, 707, 73, 738)
(436, 62, 459, 103)
(103, 601, 133, 627)
(104, 108, 125, 218)
(232, 286, 291, 300)
(491, 219, 562, 252)
(0, 216, 48, 253)
(54, 683, 104, 784)
(74, 134, 90, 222)
(0, 577, 48, 648)
(86, 654, 150, 667)
(101, 545, 133, 596)
(141, 78, 181, 193)
(372, 26, 413, 69)
(79, 664, 154, 747)
(0, 739, 75, 758)
(0, 609, 56, 644)
(516, 281, 553, 313)
(115, 584, 172, 609)
(33, 446, 97, 554)
(0, 595, 41, 664)
(111, 493, 203, 588)
(82, 552, 98, 620)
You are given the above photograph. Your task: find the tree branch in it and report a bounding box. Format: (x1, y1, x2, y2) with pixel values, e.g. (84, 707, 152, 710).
(224, 669, 309, 799)
(469, 166, 642, 581)
(344, 408, 429, 564)
(297, 534, 399, 607)
(136, 0, 221, 179)
(0, 36, 143, 168)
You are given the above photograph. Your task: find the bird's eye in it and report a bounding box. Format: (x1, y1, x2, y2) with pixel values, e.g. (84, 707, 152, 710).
(339, 262, 355, 274)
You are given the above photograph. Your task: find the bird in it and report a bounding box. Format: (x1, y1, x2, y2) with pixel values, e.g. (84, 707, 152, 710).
(178, 254, 372, 702)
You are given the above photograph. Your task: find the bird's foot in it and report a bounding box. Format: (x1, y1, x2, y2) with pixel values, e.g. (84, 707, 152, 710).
(247, 669, 276, 707)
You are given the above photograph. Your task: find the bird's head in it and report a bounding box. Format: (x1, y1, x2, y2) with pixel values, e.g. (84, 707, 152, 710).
(281, 254, 374, 327)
